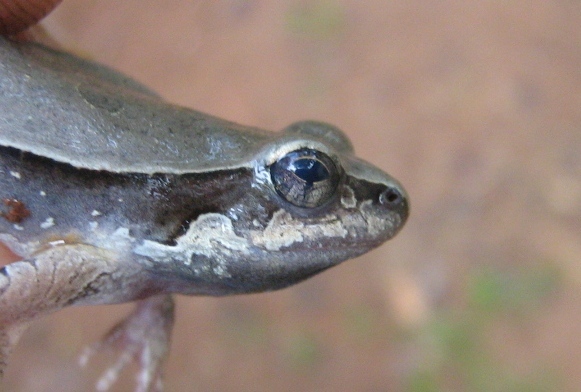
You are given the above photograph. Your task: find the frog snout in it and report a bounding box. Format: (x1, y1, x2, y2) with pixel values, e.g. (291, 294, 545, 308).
(379, 183, 410, 225)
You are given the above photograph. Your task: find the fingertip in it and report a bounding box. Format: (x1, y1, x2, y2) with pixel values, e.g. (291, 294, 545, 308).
(0, 242, 19, 266)
(0, 0, 63, 36)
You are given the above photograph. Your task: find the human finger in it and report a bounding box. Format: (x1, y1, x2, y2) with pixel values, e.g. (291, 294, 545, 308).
(0, 0, 62, 35)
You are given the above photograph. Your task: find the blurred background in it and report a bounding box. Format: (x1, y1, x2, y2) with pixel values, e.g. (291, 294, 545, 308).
(2, 0, 581, 390)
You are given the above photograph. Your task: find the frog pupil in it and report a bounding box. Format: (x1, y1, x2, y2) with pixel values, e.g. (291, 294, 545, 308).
(292, 158, 329, 185)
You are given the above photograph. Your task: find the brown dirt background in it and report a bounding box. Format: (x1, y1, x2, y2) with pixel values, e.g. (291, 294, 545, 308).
(2, 0, 581, 391)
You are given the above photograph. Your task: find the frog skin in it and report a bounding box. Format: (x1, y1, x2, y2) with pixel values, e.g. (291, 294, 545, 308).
(0, 36, 409, 391)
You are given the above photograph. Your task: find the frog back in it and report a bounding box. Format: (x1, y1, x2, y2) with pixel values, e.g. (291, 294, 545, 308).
(0, 37, 272, 174)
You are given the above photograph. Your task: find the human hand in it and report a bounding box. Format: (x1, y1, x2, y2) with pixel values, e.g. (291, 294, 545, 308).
(0, 0, 61, 35)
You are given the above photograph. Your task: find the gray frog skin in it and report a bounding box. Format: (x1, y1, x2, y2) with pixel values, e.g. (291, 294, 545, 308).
(0, 36, 409, 391)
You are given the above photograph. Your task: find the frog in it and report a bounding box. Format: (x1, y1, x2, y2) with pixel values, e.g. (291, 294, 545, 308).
(0, 35, 409, 391)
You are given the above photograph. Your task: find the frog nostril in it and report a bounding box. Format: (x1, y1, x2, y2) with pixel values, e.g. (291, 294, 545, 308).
(379, 187, 402, 206)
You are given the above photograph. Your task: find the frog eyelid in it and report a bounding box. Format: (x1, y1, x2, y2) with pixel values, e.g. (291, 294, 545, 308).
(257, 139, 341, 168)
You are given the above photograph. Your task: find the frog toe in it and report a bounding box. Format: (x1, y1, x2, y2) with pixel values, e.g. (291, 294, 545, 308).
(80, 294, 174, 392)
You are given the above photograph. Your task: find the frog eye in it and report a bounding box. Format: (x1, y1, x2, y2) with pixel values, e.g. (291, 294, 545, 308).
(270, 148, 340, 208)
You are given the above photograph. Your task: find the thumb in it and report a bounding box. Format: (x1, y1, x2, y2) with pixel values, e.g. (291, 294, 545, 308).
(0, 0, 62, 35)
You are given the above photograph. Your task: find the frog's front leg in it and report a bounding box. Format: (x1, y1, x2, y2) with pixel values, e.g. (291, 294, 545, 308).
(0, 243, 174, 392)
(80, 295, 174, 392)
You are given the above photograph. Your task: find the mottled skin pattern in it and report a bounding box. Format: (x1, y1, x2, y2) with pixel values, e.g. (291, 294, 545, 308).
(0, 33, 408, 392)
